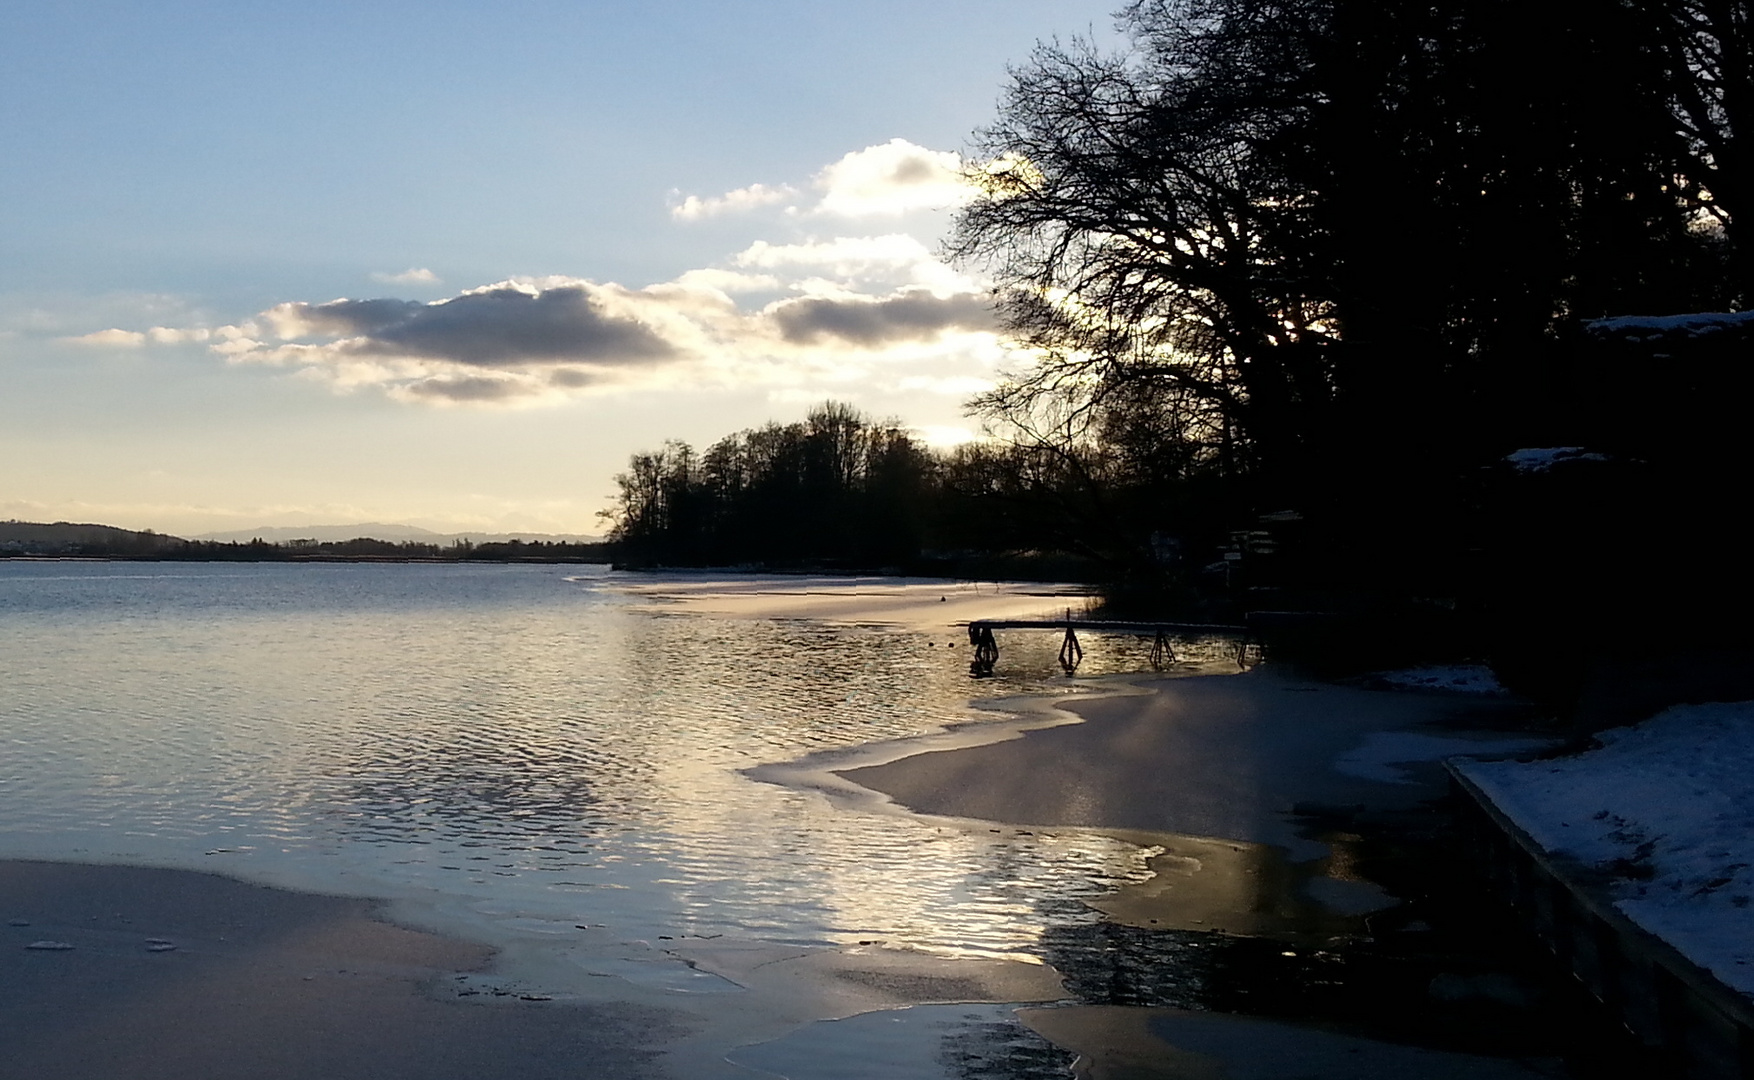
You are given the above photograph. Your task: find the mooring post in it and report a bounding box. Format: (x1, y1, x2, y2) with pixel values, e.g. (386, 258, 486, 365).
(969, 622, 1000, 676)
(1058, 619, 1083, 674)
(1150, 628, 1173, 670)
(1235, 631, 1263, 669)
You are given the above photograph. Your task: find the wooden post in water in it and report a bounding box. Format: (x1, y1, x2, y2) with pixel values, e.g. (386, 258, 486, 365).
(1057, 609, 1083, 674)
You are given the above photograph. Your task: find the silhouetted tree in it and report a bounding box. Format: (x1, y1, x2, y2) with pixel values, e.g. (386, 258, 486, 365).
(952, 0, 1737, 598)
(603, 404, 946, 569)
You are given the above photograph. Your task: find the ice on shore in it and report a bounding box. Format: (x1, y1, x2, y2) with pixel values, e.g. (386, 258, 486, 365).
(1502, 447, 1610, 473)
(1370, 664, 1509, 695)
(1334, 731, 1550, 786)
(1456, 701, 1754, 998)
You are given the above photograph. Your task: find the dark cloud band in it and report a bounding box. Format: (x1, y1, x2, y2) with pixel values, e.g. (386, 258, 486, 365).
(292, 286, 675, 367)
(772, 290, 994, 346)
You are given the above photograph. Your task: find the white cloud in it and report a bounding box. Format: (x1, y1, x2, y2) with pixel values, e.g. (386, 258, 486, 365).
(371, 268, 441, 285)
(732, 234, 977, 295)
(67, 327, 146, 347)
(670, 182, 797, 220)
(99, 273, 1005, 406)
(71, 140, 1020, 407)
(812, 138, 974, 217)
(4, 291, 208, 339)
(67, 325, 213, 347)
(670, 139, 977, 222)
(672, 268, 782, 294)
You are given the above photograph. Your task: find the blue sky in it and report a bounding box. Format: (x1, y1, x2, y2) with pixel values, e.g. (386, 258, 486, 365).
(1, 2, 1119, 536)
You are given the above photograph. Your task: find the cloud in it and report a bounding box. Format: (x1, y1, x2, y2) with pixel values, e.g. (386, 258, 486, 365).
(672, 268, 782, 294)
(97, 275, 1014, 406)
(68, 327, 146, 346)
(812, 139, 974, 217)
(732, 234, 976, 294)
(670, 139, 977, 221)
(770, 290, 994, 346)
(396, 374, 530, 403)
(260, 285, 676, 368)
(72, 139, 1027, 407)
(66, 325, 214, 346)
(734, 234, 933, 273)
(671, 182, 796, 220)
(262, 298, 426, 339)
(371, 268, 441, 285)
(4, 291, 209, 339)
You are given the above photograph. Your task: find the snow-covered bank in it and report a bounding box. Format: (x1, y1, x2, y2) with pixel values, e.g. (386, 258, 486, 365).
(1454, 702, 1754, 999)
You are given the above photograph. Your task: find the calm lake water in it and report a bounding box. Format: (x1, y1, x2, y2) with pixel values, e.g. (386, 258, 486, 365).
(0, 561, 1162, 963)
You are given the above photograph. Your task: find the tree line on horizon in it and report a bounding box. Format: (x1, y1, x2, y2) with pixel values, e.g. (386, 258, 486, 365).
(0, 521, 613, 563)
(599, 402, 1116, 580)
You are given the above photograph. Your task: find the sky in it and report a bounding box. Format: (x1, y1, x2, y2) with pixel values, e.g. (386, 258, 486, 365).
(0, 1, 1122, 538)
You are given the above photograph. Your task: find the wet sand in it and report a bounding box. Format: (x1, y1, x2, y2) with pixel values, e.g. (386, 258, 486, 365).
(0, 861, 684, 1080)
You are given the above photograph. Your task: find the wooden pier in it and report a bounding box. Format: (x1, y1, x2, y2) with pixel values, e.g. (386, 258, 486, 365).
(964, 613, 1256, 675)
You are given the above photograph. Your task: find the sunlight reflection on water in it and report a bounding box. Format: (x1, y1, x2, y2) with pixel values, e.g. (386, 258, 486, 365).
(0, 562, 1185, 960)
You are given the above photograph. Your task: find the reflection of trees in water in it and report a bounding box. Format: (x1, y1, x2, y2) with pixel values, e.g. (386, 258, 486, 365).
(936, 1011, 1078, 1080)
(1035, 919, 1601, 1060)
(1039, 921, 1222, 1010)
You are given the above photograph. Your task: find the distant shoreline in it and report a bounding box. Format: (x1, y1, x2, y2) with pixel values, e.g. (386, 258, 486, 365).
(0, 554, 614, 565)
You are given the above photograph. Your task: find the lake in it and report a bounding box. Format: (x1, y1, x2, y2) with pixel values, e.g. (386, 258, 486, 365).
(0, 561, 1161, 965)
(2, 560, 1613, 1079)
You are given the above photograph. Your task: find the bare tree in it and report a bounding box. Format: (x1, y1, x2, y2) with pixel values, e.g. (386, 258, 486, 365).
(949, 7, 1334, 488)
(1641, 0, 1754, 295)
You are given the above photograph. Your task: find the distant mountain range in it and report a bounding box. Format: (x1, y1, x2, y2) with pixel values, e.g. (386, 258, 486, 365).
(191, 523, 603, 545)
(1, 520, 181, 550)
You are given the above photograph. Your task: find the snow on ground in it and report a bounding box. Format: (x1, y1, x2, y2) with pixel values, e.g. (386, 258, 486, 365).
(1371, 664, 1510, 695)
(1455, 702, 1754, 998)
(1502, 447, 1610, 474)
(1586, 310, 1754, 340)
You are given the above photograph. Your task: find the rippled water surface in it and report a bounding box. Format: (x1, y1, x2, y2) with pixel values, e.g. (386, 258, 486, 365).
(0, 562, 1183, 960)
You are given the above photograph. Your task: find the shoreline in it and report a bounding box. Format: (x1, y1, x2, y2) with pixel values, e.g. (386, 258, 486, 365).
(1, 570, 1096, 1078)
(0, 660, 1559, 1080)
(1, 571, 1570, 1077)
